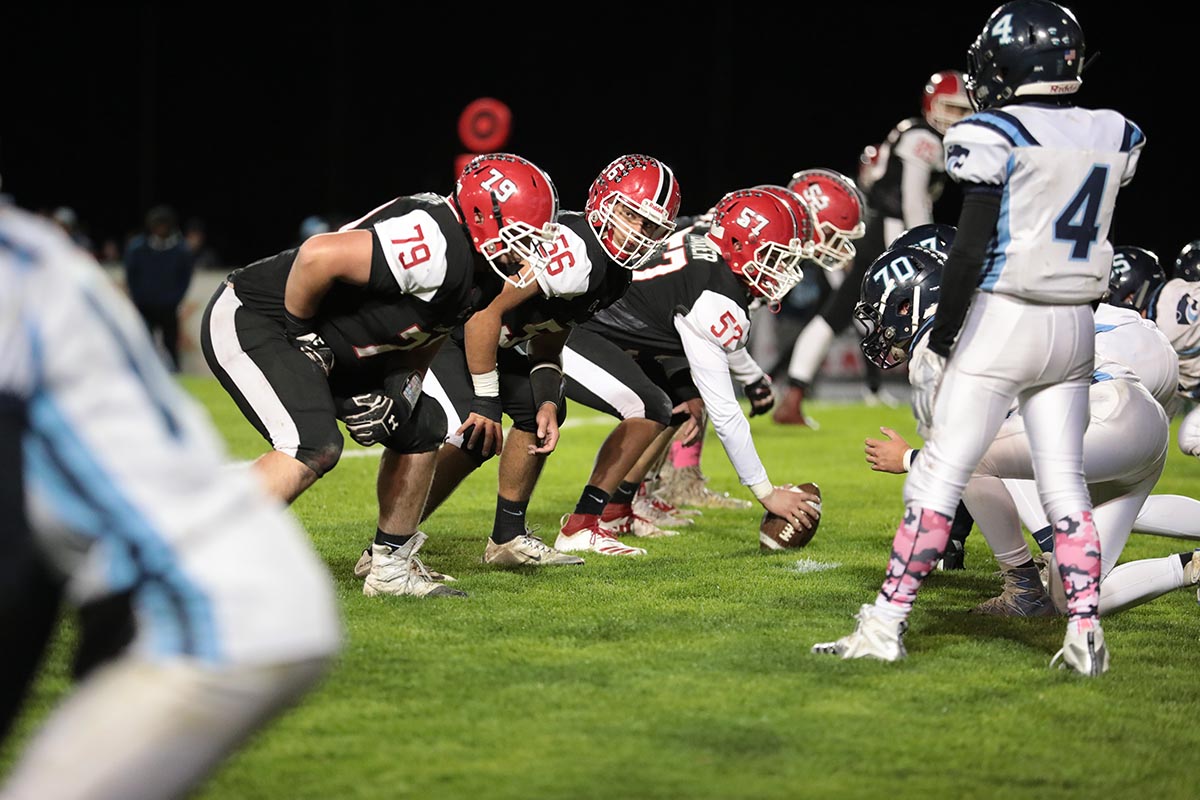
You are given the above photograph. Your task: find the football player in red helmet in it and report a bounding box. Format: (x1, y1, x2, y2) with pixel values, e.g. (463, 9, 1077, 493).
(555, 187, 820, 556)
(585, 154, 681, 269)
(787, 168, 867, 272)
(341, 154, 685, 568)
(453, 152, 562, 288)
(776, 71, 969, 427)
(202, 151, 561, 597)
(922, 69, 973, 135)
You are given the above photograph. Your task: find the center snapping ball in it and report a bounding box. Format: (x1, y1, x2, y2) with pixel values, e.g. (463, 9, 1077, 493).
(759, 482, 822, 551)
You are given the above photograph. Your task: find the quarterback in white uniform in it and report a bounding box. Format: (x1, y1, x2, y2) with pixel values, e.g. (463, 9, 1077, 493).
(814, 0, 1143, 676)
(0, 200, 342, 800)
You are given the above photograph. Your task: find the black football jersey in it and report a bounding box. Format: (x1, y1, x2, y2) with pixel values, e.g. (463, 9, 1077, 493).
(582, 228, 751, 357)
(492, 211, 632, 349)
(866, 117, 948, 220)
(227, 194, 498, 372)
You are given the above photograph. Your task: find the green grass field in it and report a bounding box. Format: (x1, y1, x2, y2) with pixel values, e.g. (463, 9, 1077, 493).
(5, 376, 1200, 799)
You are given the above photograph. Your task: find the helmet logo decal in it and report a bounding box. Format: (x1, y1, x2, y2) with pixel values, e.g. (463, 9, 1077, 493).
(798, 183, 829, 212)
(991, 13, 1015, 44)
(735, 206, 769, 236)
(479, 167, 518, 202)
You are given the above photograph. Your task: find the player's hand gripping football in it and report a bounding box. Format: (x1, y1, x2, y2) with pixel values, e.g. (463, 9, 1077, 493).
(761, 485, 821, 533)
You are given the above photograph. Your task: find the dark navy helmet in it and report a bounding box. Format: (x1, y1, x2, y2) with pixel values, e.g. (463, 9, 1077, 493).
(855, 245, 945, 369)
(1173, 239, 1200, 283)
(889, 223, 957, 257)
(1105, 246, 1165, 313)
(966, 0, 1085, 110)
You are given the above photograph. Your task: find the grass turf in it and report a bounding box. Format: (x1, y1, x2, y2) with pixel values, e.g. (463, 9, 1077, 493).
(4, 376, 1199, 799)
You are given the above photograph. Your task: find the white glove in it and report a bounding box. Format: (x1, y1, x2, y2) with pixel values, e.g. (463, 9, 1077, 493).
(908, 347, 946, 431)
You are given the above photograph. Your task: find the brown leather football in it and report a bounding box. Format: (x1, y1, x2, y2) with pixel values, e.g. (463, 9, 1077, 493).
(759, 482, 822, 550)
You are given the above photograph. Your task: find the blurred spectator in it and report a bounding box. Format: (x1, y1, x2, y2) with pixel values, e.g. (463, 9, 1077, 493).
(122, 204, 195, 372)
(297, 214, 331, 246)
(50, 206, 95, 256)
(185, 216, 222, 270)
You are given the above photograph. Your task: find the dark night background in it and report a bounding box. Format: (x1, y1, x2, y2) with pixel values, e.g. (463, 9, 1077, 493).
(4, 1, 1195, 268)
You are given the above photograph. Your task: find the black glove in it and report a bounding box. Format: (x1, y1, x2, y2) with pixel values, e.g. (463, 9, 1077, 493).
(743, 374, 775, 417)
(285, 310, 334, 377)
(344, 393, 401, 446)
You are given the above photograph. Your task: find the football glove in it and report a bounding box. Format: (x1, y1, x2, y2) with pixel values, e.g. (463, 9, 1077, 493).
(908, 347, 946, 431)
(284, 310, 334, 377)
(344, 392, 401, 446)
(743, 375, 775, 417)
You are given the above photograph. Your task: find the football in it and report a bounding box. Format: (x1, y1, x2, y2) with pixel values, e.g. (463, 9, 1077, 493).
(759, 482, 822, 551)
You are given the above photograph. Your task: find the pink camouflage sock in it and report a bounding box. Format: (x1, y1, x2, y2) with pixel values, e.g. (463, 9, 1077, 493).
(877, 504, 953, 615)
(1052, 510, 1101, 623)
(670, 437, 702, 469)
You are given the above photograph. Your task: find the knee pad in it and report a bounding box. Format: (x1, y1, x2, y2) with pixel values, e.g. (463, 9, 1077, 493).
(510, 399, 568, 434)
(295, 438, 343, 478)
(380, 395, 447, 455)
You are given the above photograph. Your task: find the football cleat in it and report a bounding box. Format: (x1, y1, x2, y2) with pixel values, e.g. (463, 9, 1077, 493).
(970, 564, 1058, 617)
(600, 504, 680, 538)
(362, 532, 466, 598)
(483, 531, 584, 567)
(658, 465, 753, 510)
(555, 514, 646, 557)
(1050, 618, 1109, 676)
(812, 604, 908, 662)
(355, 545, 456, 582)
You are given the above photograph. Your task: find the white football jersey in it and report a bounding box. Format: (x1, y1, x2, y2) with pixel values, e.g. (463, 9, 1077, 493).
(1, 203, 342, 667)
(944, 105, 1144, 304)
(1093, 302, 1179, 408)
(1147, 278, 1200, 393)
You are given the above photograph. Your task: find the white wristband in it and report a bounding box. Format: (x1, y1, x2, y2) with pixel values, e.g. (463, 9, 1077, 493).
(470, 369, 500, 398)
(750, 480, 774, 500)
(902, 449, 915, 472)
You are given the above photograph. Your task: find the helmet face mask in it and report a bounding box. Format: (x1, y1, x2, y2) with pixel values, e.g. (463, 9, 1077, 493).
(966, 0, 1085, 111)
(705, 188, 808, 304)
(857, 245, 946, 369)
(585, 154, 681, 269)
(786, 169, 865, 272)
(455, 153, 561, 288)
(1106, 246, 1165, 312)
(922, 70, 973, 134)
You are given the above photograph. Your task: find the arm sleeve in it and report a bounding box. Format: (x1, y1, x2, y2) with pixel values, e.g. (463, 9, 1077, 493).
(726, 347, 765, 385)
(926, 187, 1001, 358)
(674, 317, 769, 488)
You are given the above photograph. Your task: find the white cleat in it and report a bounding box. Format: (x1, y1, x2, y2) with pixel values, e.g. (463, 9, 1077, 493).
(812, 604, 908, 662)
(1050, 619, 1109, 676)
(362, 532, 467, 598)
(483, 532, 584, 567)
(555, 514, 646, 557)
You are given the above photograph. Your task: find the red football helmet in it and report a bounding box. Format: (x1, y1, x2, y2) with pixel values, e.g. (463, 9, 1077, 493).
(786, 168, 866, 271)
(751, 185, 817, 252)
(453, 153, 561, 287)
(922, 70, 972, 135)
(585, 154, 682, 269)
(705, 188, 806, 303)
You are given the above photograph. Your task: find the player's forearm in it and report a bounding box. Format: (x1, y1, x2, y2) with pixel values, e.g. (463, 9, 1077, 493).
(927, 188, 1000, 357)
